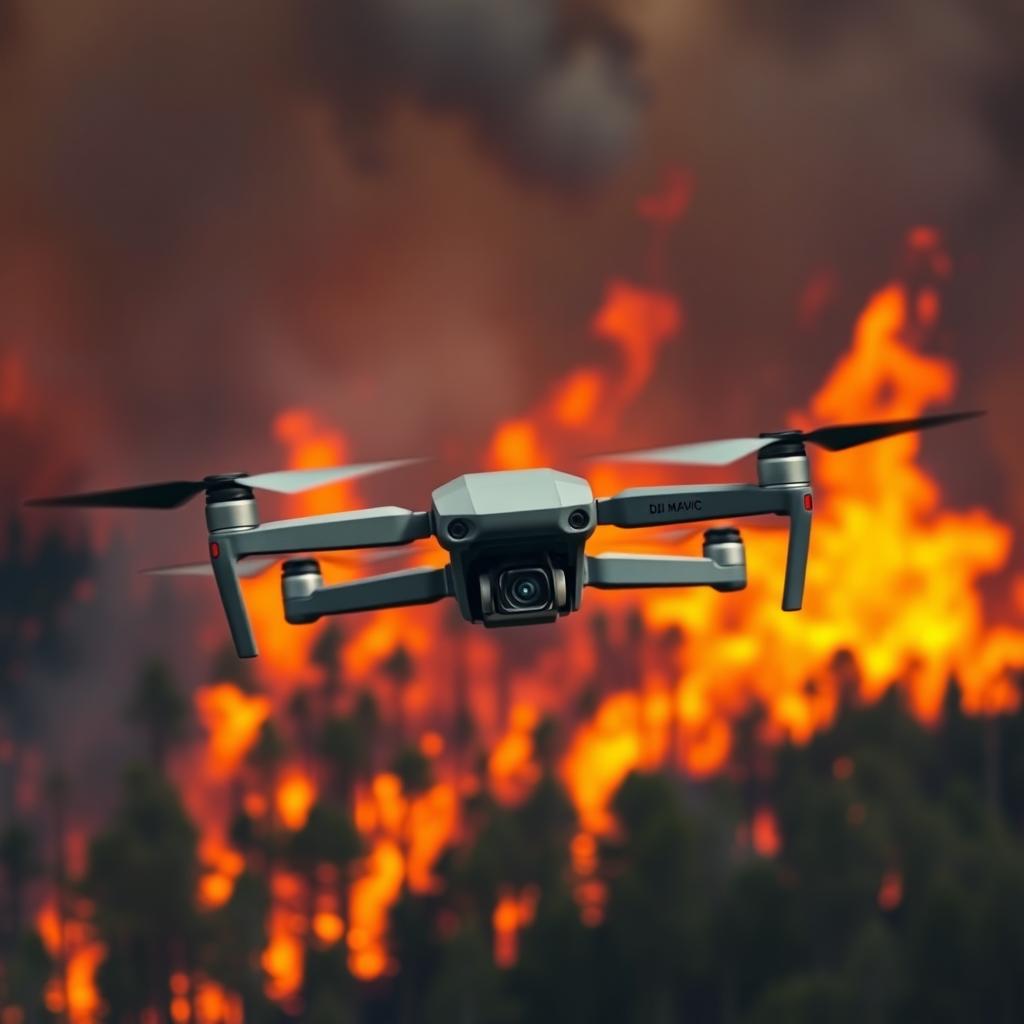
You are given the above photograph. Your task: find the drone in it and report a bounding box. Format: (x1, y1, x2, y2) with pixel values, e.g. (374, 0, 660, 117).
(27, 411, 981, 658)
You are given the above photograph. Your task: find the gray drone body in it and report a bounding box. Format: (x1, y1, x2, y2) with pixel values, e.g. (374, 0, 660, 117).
(197, 459, 793, 657)
(26, 411, 982, 659)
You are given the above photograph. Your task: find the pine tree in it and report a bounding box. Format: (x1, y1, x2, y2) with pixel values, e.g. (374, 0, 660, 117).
(127, 658, 189, 773)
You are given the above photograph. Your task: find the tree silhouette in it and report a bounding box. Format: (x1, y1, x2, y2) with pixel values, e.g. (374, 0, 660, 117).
(320, 715, 363, 812)
(343, 689, 381, 792)
(127, 658, 189, 773)
(310, 623, 345, 712)
(45, 769, 71, 1021)
(2, 929, 52, 1023)
(285, 800, 362, 1017)
(208, 641, 254, 692)
(83, 766, 200, 1021)
(202, 870, 273, 1023)
(288, 689, 317, 777)
(381, 644, 414, 743)
(243, 719, 287, 869)
(0, 821, 38, 948)
(424, 917, 511, 1024)
(600, 772, 714, 1024)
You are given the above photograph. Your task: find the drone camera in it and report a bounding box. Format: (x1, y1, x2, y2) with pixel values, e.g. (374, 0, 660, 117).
(500, 567, 554, 612)
(477, 554, 570, 626)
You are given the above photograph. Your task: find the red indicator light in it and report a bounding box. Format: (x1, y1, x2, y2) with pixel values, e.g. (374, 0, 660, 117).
(803, 493, 813, 511)
(210, 541, 220, 559)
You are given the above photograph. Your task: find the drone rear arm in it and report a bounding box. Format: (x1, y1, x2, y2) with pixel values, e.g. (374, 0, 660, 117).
(585, 553, 745, 592)
(596, 483, 812, 611)
(210, 506, 433, 657)
(285, 566, 451, 623)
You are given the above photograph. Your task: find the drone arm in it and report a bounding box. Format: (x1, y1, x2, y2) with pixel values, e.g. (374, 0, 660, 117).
(210, 506, 434, 658)
(595, 483, 786, 526)
(595, 482, 812, 610)
(229, 507, 432, 557)
(285, 566, 452, 622)
(585, 553, 745, 592)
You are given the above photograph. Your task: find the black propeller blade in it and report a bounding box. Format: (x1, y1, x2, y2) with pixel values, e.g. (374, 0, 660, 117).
(25, 459, 423, 510)
(799, 411, 984, 452)
(594, 411, 984, 467)
(26, 480, 206, 509)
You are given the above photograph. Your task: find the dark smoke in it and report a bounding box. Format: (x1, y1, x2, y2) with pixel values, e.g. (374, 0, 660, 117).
(303, 0, 643, 184)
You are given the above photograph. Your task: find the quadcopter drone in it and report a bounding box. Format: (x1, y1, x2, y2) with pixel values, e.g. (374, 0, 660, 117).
(27, 412, 981, 658)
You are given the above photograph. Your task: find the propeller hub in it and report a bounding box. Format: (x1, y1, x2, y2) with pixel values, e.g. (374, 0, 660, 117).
(203, 473, 247, 486)
(204, 474, 255, 508)
(756, 433, 810, 487)
(205, 474, 259, 531)
(757, 431, 807, 461)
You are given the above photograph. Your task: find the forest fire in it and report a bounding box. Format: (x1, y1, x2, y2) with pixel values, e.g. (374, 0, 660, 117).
(10, 189, 1024, 1022)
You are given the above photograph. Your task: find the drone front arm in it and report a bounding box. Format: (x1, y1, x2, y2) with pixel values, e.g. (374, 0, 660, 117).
(585, 553, 745, 592)
(285, 566, 452, 623)
(596, 483, 786, 526)
(209, 506, 433, 657)
(229, 507, 433, 558)
(596, 483, 812, 611)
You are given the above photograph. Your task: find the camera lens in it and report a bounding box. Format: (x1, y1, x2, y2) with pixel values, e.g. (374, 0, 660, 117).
(498, 568, 552, 613)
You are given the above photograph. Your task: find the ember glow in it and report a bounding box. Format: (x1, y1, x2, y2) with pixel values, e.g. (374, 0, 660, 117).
(19, 187, 1024, 1020)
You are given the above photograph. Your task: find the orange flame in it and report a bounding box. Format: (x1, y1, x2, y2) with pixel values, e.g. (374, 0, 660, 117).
(276, 770, 316, 831)
(486, 277, 682, 471)
(561, 236, 1024, 833)
(36, 901, 104, 1024)
(194, 683, 271, 779)
(492, 885, 539, 968)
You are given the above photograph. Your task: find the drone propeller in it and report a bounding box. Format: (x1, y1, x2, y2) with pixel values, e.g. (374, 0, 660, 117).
(142, 545, 422, 579)
(25, 459, 423, 510)
(594, 411, 984, 467)
(144, 558, 279, 579)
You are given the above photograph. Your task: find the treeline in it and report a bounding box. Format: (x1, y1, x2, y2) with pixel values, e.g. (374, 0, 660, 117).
(3, 645, 1024, 1024)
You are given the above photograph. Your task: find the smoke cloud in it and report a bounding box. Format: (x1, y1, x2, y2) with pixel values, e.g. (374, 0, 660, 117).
(304, 0, 644, 183)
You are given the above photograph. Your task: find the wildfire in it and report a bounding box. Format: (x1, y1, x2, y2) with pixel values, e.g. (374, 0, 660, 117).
(560, 232, 1024, 843)
(492, 885, 538, 968)
(36, 901, 105, 1024)
(28, 174, 1024, 1022)
(194, 683, 271, 780)
(276, 771, 316, 831)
